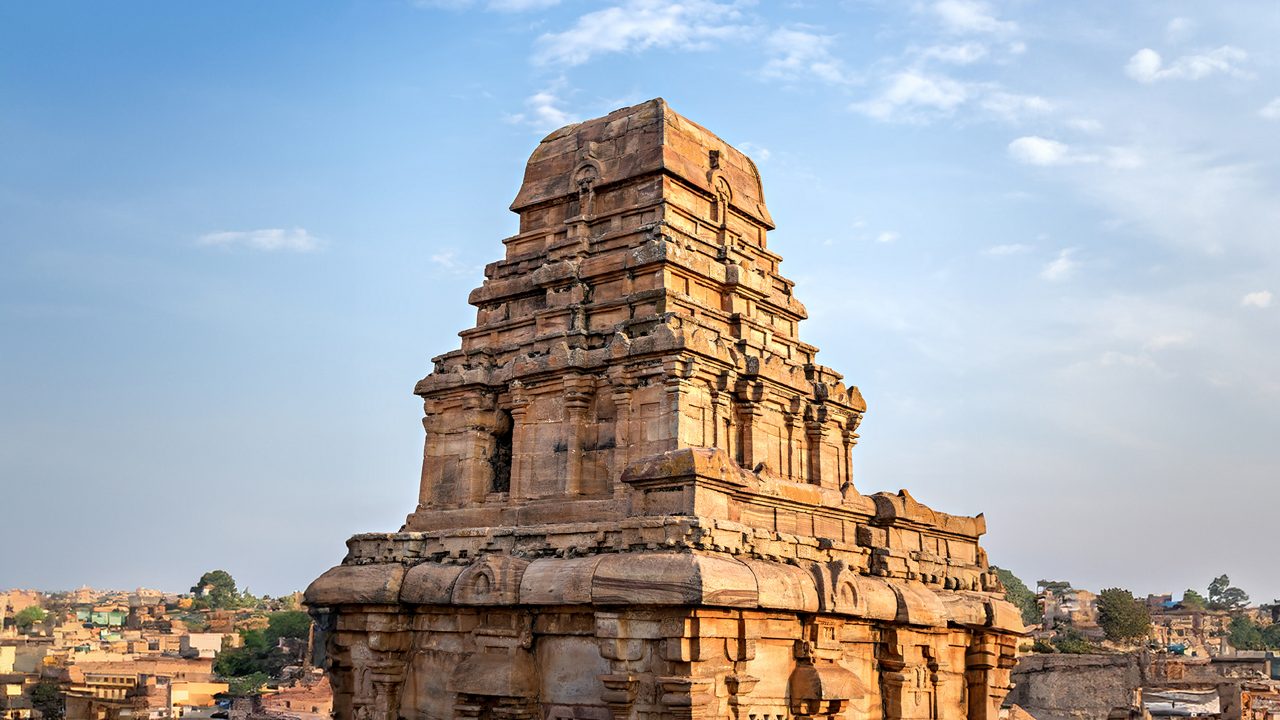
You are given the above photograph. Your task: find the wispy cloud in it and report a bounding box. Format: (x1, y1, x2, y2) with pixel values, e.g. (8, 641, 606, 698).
(1066, 117, 1103, 133)
(1165, 17, 1195, 44)
(1069, 147, 1280, 257)
(414, 0, 560, 11)
(506, 86, 578, 132)
(875, 231, 900, 243)
(1007, 136, 1074, 166)
(854, 70, 1049, 125)
(1125, 46, 1248, 83)
(852, 70, 968, 122)
(1007, 136, 1140, 169)
(1259, 98, 1280, 120)
(532, 0, 748, 67)
(197, 228, 321, 253)
(918, 42, 988, 65)
(930, 0, 1016, 36)
(761, 26, 852, 84)
(980, 91, 1053, 122)
(428, 249, 483, 276)
(1145, 332, 1191, 351)
(488, 0, 559, 9)
(736, 141, 770, 162)
(1241, 290, 1273, 309)
(1040, 248, 1078, 281)
(985, 243, 1030, 256)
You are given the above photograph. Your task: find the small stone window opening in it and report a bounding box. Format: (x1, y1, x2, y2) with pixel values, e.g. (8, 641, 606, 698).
(490, 409, 513, 494)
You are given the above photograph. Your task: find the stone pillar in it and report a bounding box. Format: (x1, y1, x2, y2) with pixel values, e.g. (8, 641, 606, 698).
(736, 401, 761, 469)
(840, 426, 856, 491)
(965, 633, 1015, 720)
(661, 362, 688, 446)
(719, 394, 737, 466)
(805, 417, 825, 487)
(459, 394, 500, 503)
(507, 386, 531, 500)
(880, 633, 938, 720)
(345, 612, 412, 720)
(563, 375, 593, 496)
(599, 674, 640, 720)
(784, 412, 800, 482)
(658, 677, 717, 720)
(725, 674, 760, 720)
(609, 376, 634, 493)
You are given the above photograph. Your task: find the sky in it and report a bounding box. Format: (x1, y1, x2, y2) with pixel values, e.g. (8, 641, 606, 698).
(1, 0, 1277, 603)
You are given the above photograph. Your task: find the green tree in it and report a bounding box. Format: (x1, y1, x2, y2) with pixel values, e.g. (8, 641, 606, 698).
(993, 566, 1042, 627)
(1051, 627, 1097, 654)
(181, 615, 210, 633)
(1038, 580, 1073, 597)
(14, 606, 47, 630)
(1207, 574, 1250, 611)
(1228, 616, 1265, 650)
(1097, 588, 1152, 644)
(192, 570, 239, 609)
(265, 611, 311, 644)
(1261, 622, 1280, 649)
(1031, 639, 1056, 654)
(1181, 589, 1208, 610)
(214, 618, 309, 681)
(29, 681, 64, 720)
(225, 672, 269, 697)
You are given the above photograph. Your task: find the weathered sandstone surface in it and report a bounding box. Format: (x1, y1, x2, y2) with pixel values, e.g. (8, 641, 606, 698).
(307, 98, 1023, 720)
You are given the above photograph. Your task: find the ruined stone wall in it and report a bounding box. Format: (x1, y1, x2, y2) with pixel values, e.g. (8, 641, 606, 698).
(1006, 654, 1142, 720)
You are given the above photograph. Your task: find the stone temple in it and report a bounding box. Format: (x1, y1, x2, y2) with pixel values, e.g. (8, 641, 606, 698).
(306, 98, 1023, 720)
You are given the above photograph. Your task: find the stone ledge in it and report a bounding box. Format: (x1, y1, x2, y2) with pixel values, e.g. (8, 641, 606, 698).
(306, 552, 1025, 635)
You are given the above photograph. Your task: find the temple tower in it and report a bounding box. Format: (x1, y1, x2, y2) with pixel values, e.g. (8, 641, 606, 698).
(307, 99, 1022, 720)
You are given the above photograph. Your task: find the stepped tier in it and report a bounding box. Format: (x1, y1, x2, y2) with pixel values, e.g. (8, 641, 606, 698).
(308, 99, 1022, 720)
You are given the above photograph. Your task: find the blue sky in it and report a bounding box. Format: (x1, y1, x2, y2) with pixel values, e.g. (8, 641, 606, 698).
(2, 0, 1277, 602)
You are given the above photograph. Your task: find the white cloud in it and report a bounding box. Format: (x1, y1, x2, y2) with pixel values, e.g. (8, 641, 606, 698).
(931, 0, 1016, 35)
(488, 0, 559, 9)
(852, 70, 968, 122)
(430, 250, 460, 269)
(1072, 147, 1280, 257)
(1125, 46, 1248, 83)
(1145, 332, 1191, 351)
(1066, 117, 1103, 133)
(1241, 290, 1273, 308)
(533, 0, 747, 67)
(1008, 137, 1140, 169)
(919, 42, 988, 65)
(506, 87, 578, 132)
(875, 231, 900, 243)
(1040, 248, 1078, 281)
(428, 249, 482, 276)
(761, 26, 851, 84)
(1165, 17, 1195, 44)
(1008, 136, 1072, 166)
(1259, 98, 1280, 120)
(1104, 147, 1144, 169)
(736, 141, 770, 162)
(984, 243, 1030, 256)
(414, 0, 560, 10)
(854, 69, 1049, 125)
(980, 91, 1053, 122)
(197, 228, 321, 252)
(1097, 350, 1166, 374)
